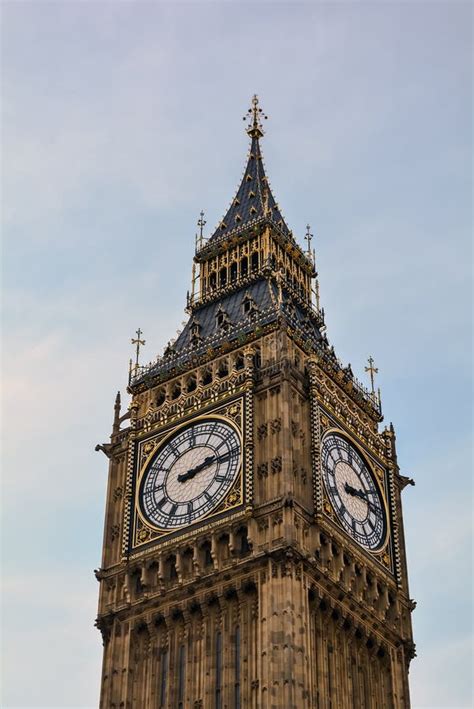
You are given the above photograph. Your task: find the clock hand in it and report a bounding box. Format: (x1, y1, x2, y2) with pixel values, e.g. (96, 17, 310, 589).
(215, 448, 237, 464)
(344, 482, 362, 497)
(177, 446, 239, 484)
(344, 483, 379, 515)
(178, 455, 216, 483)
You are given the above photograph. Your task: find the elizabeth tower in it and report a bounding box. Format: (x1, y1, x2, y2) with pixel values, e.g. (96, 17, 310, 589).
(95, 97, 415, 708)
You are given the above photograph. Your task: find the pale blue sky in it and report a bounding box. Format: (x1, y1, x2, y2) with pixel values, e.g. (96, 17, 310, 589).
(1, 1, 472, 707)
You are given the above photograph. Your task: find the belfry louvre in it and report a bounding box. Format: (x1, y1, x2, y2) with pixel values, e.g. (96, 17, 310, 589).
(95, 96, 415, 708)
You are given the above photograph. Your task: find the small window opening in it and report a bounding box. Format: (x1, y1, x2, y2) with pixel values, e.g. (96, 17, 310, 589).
(216, 309, 230, 330)
(186, 376, 197, 393)
(202, 368, 213, 385)
(171, 383, 181, 400)
(217, 360, 229, 378)
(202, 541, 213, 567)
(166, 555, 178, 581)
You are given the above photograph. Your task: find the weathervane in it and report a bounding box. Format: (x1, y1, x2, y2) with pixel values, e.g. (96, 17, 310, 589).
(365, 356, 378, 396)
(243, 94, 268, 138)
(131, 328, 146, 369)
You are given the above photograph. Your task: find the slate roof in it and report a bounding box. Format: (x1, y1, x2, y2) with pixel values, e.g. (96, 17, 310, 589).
(129, 274, 323, 388)
(209, 136, 291, 243)
(174, 279, 276, 351)
(172, 277, 322, 355)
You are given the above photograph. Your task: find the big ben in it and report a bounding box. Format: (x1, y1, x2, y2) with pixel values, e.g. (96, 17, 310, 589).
(95, 96, 415, 708)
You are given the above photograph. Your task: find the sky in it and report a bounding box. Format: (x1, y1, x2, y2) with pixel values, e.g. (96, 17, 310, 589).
(1, 1, 472, 707)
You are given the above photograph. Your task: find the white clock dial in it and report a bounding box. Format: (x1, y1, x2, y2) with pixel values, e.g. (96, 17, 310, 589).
(321, 433, 387, 551)
(139, 418, 241, 529)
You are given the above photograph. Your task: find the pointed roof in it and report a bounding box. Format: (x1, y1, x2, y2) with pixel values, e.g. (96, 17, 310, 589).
(208, 96, 292, 243)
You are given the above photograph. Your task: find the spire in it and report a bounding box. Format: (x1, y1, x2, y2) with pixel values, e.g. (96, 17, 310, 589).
(208, 95, 291, 243)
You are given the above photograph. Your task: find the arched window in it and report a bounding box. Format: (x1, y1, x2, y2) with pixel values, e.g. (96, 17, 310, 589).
(251, 251, 259, 272)
(217, 360, 229, 379)
(241, 257, 248, 278)
(159, 648, 168, 708)
(235, 626, 241, 709)
(253, 348, 261, 369)
(209, 272, 217, 290)
(219, 267, 227, 287)
(202, 541, 213, 567)
(178, 644, 185, 709)
(186, 375, 197, 393)
(133, 571, 143, 596)
(230, 262, 238, 282)
(171, 382, 181, 400)
(216, 631, 222, 709)
(166, 555, 177, 581)
(201, 368, 213, 385)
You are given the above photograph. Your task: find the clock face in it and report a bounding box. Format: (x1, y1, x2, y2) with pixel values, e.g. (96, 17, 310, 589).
(138, 418, 241, 530)
(321, 433, 387, 551)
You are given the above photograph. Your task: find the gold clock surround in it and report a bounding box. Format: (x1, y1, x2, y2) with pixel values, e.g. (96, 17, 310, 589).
(127, 397, 247, 554)
(320, 427, 391, 557)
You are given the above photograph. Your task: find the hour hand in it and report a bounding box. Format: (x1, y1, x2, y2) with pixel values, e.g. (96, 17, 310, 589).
(344, 482, 362, 498)
(178, 455, 215, 483)
(344, 483, 378, 514)
(344, 482, 368, 502)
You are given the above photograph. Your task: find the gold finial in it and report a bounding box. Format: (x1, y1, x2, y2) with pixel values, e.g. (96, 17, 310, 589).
(243, 94, 268, 138)
(131, 328, 146, 370)
(315, 278, 320, 311)
(305, 224, 313, 257)
(365, 356, 379, 396)
(196, 210, 206, 251)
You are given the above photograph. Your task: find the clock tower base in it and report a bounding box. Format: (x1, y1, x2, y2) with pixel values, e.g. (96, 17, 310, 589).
(97, 546, 412, 707)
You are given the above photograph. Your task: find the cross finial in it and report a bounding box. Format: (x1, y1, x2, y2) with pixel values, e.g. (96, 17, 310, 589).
(365, 356, 379, 395)
(305, 224, 313, 256)
(131, 328, 146, 369)
(243, 94, 268, 138)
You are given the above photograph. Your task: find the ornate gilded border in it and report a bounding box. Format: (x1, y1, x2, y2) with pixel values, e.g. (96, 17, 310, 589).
(318, 414, 395, 574)
(125, 396, 246, 554)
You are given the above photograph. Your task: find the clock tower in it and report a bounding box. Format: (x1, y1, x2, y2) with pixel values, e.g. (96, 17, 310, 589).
(95, 96, 415, 708)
